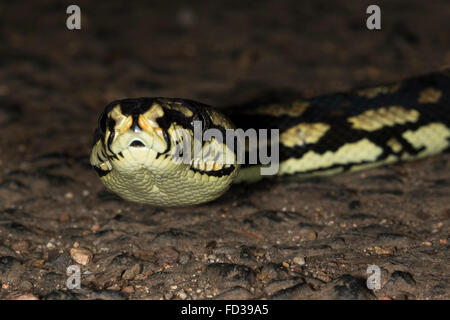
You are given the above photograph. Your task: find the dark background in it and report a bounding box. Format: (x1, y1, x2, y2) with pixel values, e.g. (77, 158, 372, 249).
(0, 0, 449, 299)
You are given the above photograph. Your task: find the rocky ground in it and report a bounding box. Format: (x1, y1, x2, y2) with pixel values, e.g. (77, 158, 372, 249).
(0, 0, 449, 299)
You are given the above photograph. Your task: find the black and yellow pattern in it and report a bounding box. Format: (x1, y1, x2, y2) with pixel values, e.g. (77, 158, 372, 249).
(90, 70, 450, 206)
(229, 70, 450, 182)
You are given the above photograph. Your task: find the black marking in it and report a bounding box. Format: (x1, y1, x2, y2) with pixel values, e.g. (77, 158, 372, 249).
(116, 99, 152, 116)
(92, 128, 103, 146)
(190, 164, 236, 177)
(130, 113, 141, 132)
(105, 116, 117, 159)
(101, 148, 108, 160)
(93, 165, 111, 177)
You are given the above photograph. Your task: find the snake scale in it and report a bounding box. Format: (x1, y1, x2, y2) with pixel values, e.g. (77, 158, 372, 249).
(90, 70, 450, 206)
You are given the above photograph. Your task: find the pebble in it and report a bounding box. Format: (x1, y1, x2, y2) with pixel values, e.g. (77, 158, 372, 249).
(298, 227, 318, 240)
(177, 290, 187, 299)
(313, 271, 332, 283)
(293, 256, 306, 266)
(373, 246, 394, 255)
(70, 248, 93, 265)
(46, 242, 55, 249)
(64, 192, 74, 199)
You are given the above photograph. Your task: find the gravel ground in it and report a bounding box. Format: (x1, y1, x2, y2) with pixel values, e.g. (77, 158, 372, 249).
(0, 0, 449, 300)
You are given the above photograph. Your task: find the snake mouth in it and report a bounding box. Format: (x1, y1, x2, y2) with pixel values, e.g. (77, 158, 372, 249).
(129, 139, 146, 147)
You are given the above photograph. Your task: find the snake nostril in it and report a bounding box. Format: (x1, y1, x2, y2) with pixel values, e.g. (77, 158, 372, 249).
(129, 140, 146, 147)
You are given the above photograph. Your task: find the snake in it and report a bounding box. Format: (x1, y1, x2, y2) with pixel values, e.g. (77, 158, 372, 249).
(90, 70, 450, 206)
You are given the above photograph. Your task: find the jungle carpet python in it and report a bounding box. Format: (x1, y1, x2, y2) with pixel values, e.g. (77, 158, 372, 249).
(90, 70, 450, 206)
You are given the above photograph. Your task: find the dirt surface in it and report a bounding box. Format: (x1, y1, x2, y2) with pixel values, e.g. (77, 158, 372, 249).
(0, 0, 449, 300)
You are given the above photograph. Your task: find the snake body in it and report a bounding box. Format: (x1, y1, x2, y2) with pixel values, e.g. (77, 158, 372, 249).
(90, 70, 450, 206)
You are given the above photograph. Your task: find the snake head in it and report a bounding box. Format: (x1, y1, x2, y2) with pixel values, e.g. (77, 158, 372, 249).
(90, 97, 240, 206)
(90, 99, 174, 174)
